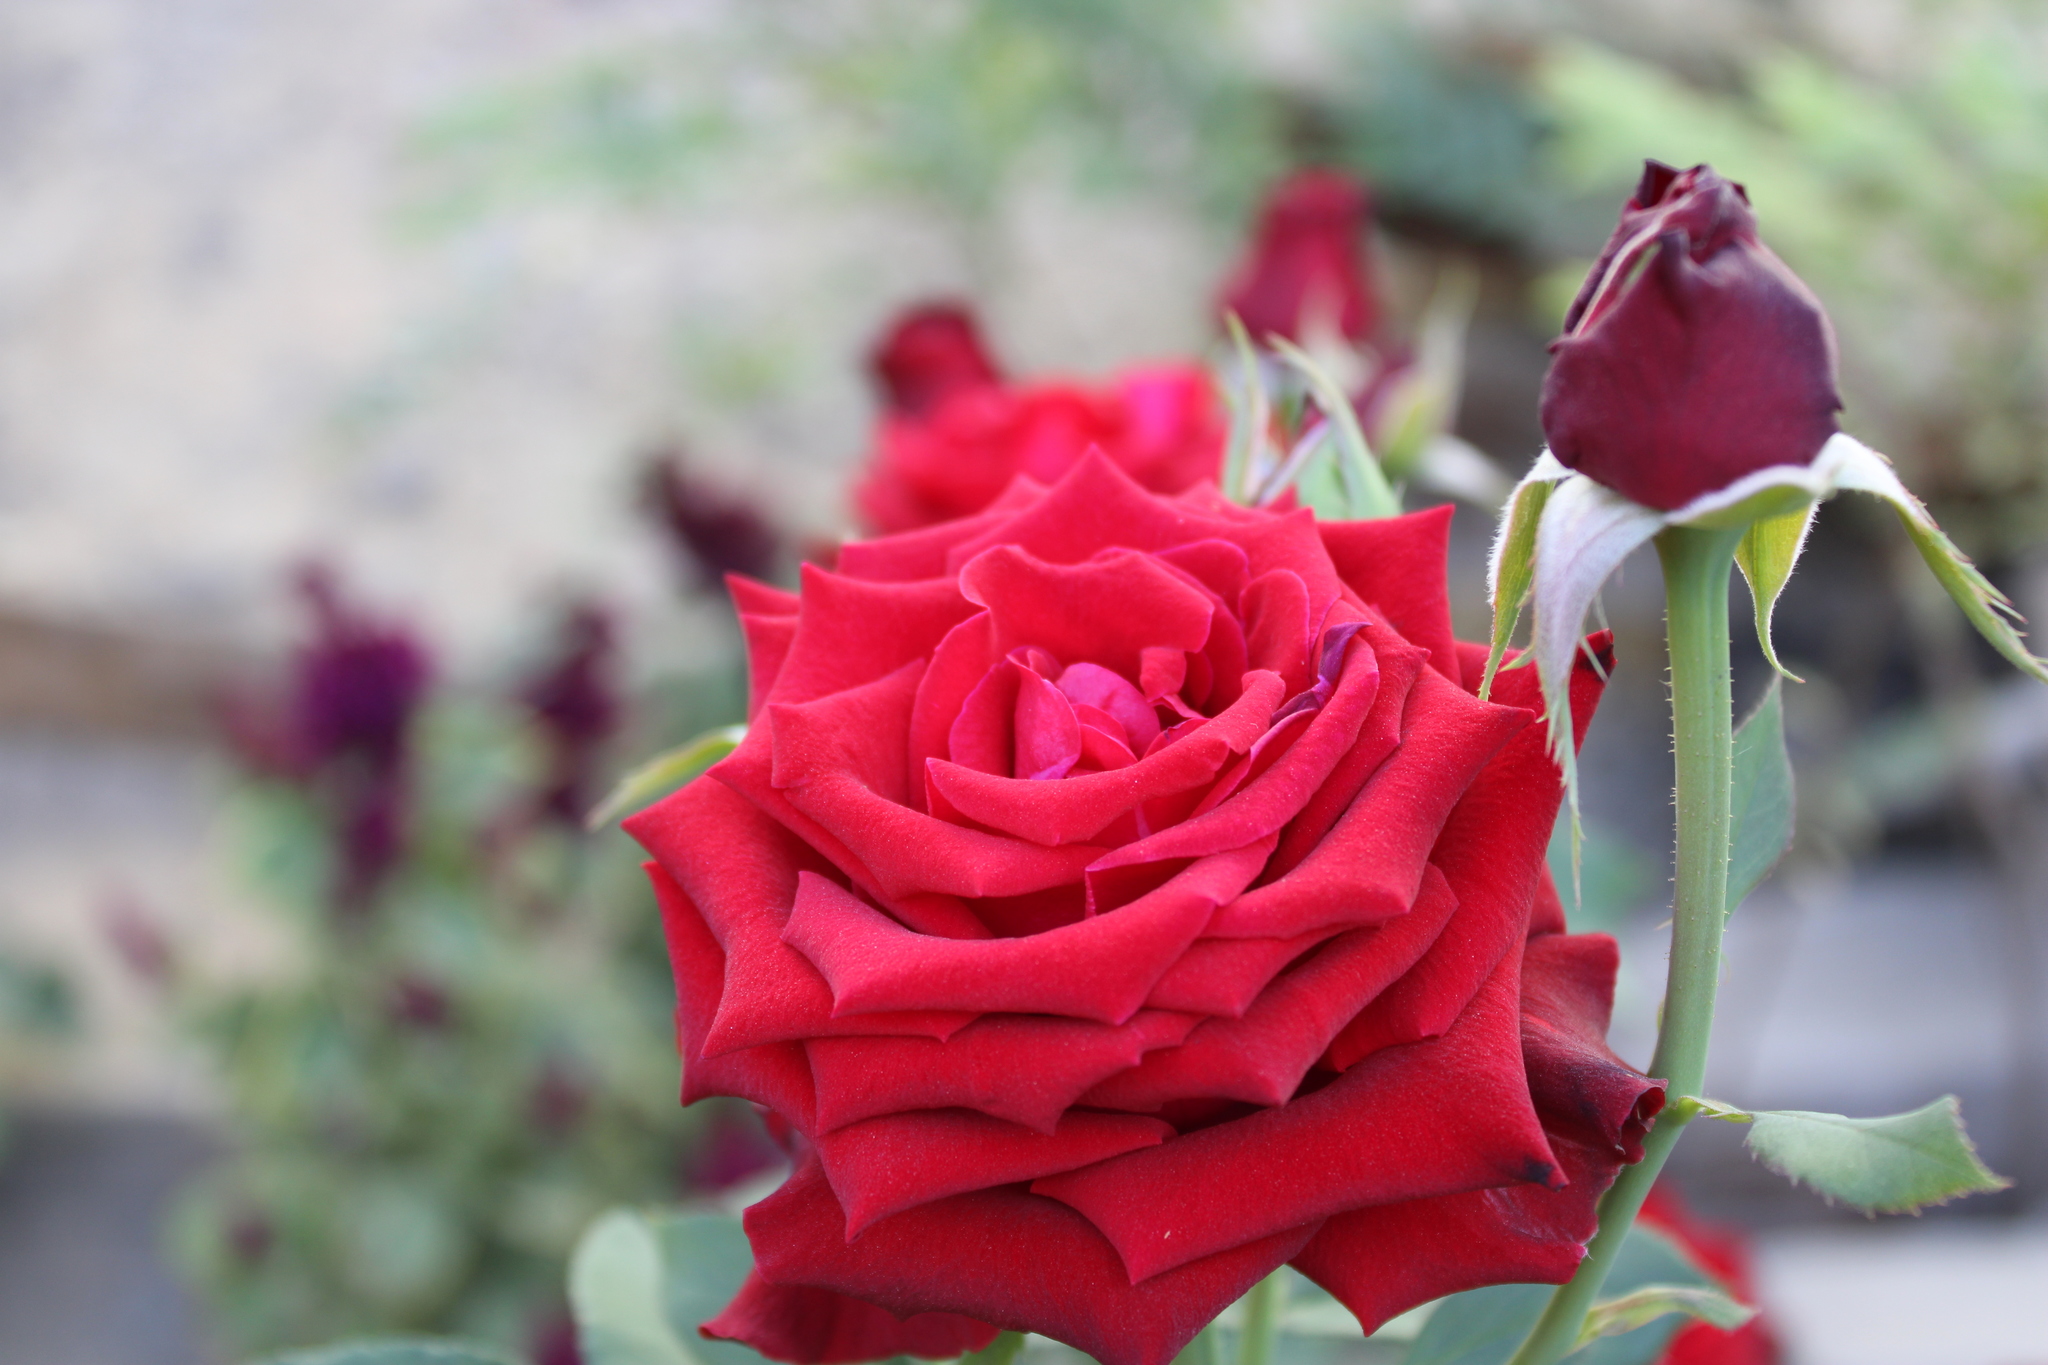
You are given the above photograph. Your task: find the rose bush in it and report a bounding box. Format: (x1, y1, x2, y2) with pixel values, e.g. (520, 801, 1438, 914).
(629, 454, 1664, 1365)
(854, 307, 1225, 535)
(1540, 161, 1842, 511)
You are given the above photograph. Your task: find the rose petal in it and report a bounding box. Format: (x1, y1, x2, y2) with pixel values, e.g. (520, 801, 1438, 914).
(816, 1108, 1176, 1235)
(1317, 506, 1462, 682)
(807, 1009, 1201, 1134)
(783, 839, 1271, 1023)
(1032, 942, 1556, 1282)
(629, 780, 975, 1057)
(766, 565, 976, 707)
(1288, 1132, 1623, 1335)
(1209, 666, 1528, 938)
(925, 671, 1287, 847)
(747, 1156, 1318, 1365)
(703, 1273, 999, 1364)
(1520, 933, 1666, 1161)
(1139, 927, 1344, 1017)
(1083, 865, 1460, 1111)
(957, 544, 1216, 681)
(647, 861, 818, 1132)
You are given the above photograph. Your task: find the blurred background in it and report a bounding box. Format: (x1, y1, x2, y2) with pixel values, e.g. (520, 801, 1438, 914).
(3, 1, 2047, 1363)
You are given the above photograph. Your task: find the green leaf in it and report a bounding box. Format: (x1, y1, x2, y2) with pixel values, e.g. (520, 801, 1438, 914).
(1745, 1095, 2011, 1213)
(1404, 1224, 1710, 1365)
(586, 725, 747, 830)
(250, 1341, 518, 1365)
(649, 1211, 759, 1365)
(1735, 504, 1815, 682)
(1266, 337, 1401, 520)
(1577, 1284, 1756, 1345)
(570, 1208, 698, 1365)
(962, 1331, 1027, 1365)
(1726, 679, 1794, 916)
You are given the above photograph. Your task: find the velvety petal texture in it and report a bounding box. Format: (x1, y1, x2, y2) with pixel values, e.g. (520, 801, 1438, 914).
(626, 455, 1661, 1365)
(1541, 161, 1842, 511)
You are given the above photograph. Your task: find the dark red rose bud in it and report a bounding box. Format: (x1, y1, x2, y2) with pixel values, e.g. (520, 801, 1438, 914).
(1218, 168, 1378, 344)
(1540, 161, 1842, 512)
(868, 302, 1003, 418)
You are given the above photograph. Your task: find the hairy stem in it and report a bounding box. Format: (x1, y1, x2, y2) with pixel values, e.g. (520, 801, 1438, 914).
(1505, 523, 1743, 1365)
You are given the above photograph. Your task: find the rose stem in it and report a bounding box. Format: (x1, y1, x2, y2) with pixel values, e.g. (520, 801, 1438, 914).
(1237, 1270, 1286, 1365)
(1504, 522, 1743, 1365)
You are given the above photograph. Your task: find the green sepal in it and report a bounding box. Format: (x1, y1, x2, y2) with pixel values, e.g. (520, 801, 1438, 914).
(1734, 505, 1815, 682)
(1218, 312, 1268, 507)
(1577, 1285, 1756, 1346)
(248, 1342, 518, 1365)
(1266, 337, 1401, 520)
(1479, 476, 1555, 703)
(586, 725, 747, 830)
(1726, 679, 1793, 917)
(1825, 434, 2048, 685)
(1745, 1095, 2011, 1214)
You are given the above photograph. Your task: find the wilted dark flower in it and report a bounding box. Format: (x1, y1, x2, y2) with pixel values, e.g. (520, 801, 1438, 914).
(519, 602, 622, 826)
(221, 567, 431, 911)
(643, 449, 781, 589)
(292, 567, 431, 774)
(868, 301, 1003, 418)
(1541, 161, 1842, 511)
(1218, 168, 1378, 345)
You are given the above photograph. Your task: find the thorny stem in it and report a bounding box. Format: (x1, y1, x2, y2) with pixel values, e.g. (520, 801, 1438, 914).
(1504, 523, 1744, 1365)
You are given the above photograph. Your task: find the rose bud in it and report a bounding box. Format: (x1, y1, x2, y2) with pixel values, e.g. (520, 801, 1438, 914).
(1218, 167, 1378, 345)
(1540, 161, 1843, 512)
(854, 360, 1225, 535)
(630, 454, 1663, 1365)
(869, 302, 1003, 419)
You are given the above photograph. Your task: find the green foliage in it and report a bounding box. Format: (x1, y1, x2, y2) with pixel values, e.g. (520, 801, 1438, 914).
(0, 949, 77, 1037)
(1726, 679, 1794, 916)
(1576, 1284, 1755, 1345)
(568, 1207, 756, 1365)
(251, 1339, 519, 1365)
(170, 689, 724, 1357)
(1404, 1223, 1721, 1365)
(1743, 1095, 2011, 1213)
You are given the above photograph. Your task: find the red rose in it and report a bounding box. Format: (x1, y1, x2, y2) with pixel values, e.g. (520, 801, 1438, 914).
(868, 302, 1004, 419)
(854, 345, 1225, 534)
(1217, 168, 1378, 345)
(1540, 161, 1842, 512)
(1639, 1185, 1781, 1365)
(629, 455, 1663, 1365)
